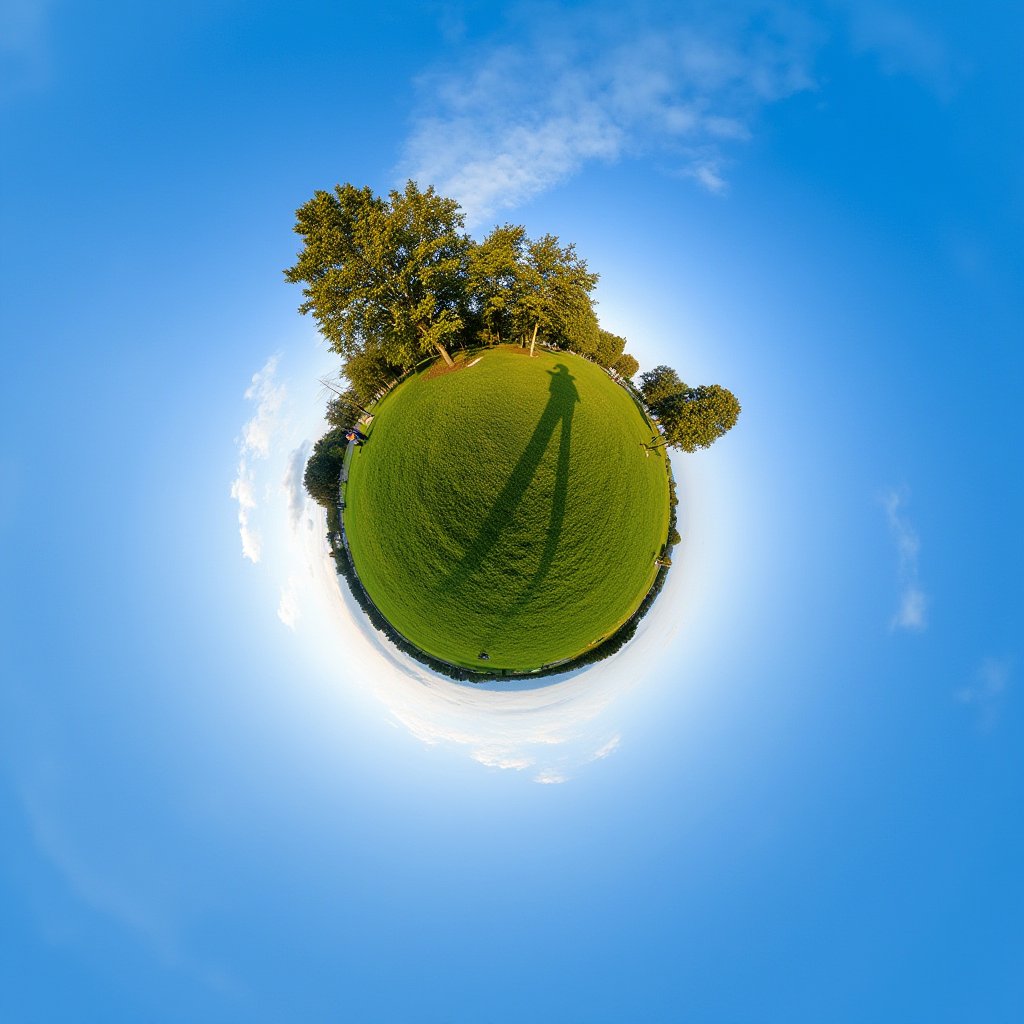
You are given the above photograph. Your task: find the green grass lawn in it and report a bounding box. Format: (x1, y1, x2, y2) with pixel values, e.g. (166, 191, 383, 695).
(344, 347, 670, 670)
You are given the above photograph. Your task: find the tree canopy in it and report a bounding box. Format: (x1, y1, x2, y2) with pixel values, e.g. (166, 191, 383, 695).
(639, 367, 740, 452)
(286, 181, 738, 462)
(343, 347, 405, 406)
(595, 329, 627, 369)
(657, 385, 742, 452)
(639, 365, 687, 416)
(285, 181, 470, 367)
(613, 353, 640, 379)
(516, 234, 600, 357)
(325, 387, 371, 430)
(466, 223, 527, 345)
(303, 427, 351, 508)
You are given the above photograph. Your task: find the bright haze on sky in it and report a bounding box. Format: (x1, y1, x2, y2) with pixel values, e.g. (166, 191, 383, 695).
(1, 1, 1022, 1021)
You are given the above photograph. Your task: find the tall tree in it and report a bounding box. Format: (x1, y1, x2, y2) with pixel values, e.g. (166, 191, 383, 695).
(284, 181, 470, 367)
(516, 234, 599, 357)
(467, 224, 527, 345)
(344, 345, 404, 406)
(595, 329, 627, 368)
(650, 385, 741, 452)
(639, 365, 687, 417)
(325, 387, 371, 429)
(613, 352, 640, 379)
(304, 427, 351, 507)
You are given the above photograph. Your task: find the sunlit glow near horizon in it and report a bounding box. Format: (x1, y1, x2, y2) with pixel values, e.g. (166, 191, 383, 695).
(231, 342, 750, 782)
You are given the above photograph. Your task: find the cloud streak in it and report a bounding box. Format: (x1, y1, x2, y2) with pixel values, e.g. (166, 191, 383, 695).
(957, 657, 1011, 729)
(847, 4, 965, 99)
(277, 577, 300, 630)
(231, 356, 286, 564)
(403, 2, 821, 223)
(882, 486, 927, 632)
(283, 441, 311, 530)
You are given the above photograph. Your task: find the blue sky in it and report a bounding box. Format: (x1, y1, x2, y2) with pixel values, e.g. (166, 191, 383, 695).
(1, 1, 1022, 1020)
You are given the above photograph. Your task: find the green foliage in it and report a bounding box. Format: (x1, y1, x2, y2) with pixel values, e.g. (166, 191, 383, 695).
(517, 234, 600, 355)
(287, 180, 740, 469)
(639, 365, 687, 417)
(640, 367, 740, 452)
(659, 385, 741, 452)
(326, 503, 341, 535)
(344, 348, 668, 671)
(303, 427, 350, 508)
(344, 347, 405, 406)
(326, 388, 369, 429)
(595, 329, 627, 368)
(466, 227, 601, 355)
(613, 352, 640, 379)
(285, 181, 470, 366)
(467, 224, 527, 344)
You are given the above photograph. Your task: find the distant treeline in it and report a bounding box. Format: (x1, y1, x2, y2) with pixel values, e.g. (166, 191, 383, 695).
(285, 181, 645, 411)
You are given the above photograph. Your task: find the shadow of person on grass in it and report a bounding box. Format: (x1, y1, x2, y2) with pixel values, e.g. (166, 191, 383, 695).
(447, 363, 580, 600)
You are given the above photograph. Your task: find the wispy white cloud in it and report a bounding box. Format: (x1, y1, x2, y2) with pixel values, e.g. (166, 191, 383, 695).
(231, 356, 286, 564)
(309, 528, 652, 784)
(283, 441, 312, 530)
(682, 152, 730, 195)
(402, 2, 822, 223)
(277, 578, 300, 630)
(403, 2, 966, 223)
(240, 356, 285, 458)
(957, 657, 1012, 729)
(882, 486, 927, 632)
(846, 4, 965, 99)
(230, 462, 261, 563)
(590, 734, 621, 761)
(893, 585, 927, 632)
(472, 749, 534, 771)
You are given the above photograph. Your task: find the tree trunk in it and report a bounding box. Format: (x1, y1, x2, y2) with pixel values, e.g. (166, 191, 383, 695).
(435, 342, 454, 366)
(529, 323, 539, 358)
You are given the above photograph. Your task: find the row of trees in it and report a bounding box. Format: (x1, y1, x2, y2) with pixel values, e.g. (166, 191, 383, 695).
(285, 181, 640, 406)
(286, 180, 739, 460)
(303, 428, 350, 508)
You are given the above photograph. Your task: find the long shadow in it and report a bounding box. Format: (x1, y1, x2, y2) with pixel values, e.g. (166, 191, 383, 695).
(447, 364, 580, 598)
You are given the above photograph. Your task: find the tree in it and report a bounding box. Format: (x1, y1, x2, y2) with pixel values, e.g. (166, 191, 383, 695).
(516, 234, 599, 357)
(304, 427, 351, 507)
(467, 224, 527, 345)
(344, 345, 404, 406)
(595, 329, 627, 368)
(325, 387, 371, 429)
(651, 385, 741, 453)
(639, 365, 686, 417)
(284, 181, 471, 368)
(613, 352, 639, 379)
